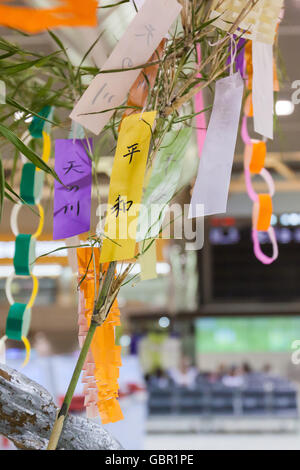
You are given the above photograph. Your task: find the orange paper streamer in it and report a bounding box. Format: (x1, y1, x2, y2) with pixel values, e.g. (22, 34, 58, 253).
(121, 39, 166, 122)
(244, 93, 253, 118)
(249, 141, 267, 174)
(77, 247, 123, 424)
(245, 39, 279, 92)
(0, 0, 98, 34)
(256, 194, 272, 232)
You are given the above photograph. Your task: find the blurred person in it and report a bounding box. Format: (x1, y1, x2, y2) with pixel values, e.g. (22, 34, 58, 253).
(147, 367, 173, 389)
(222, 365, 244, 388)
(241, 362, 253, 375)
(32, 332, 53, 357)
(262, 363, 272, 375)
(170, 356, 197, 388)
(205, 363, 228, 384)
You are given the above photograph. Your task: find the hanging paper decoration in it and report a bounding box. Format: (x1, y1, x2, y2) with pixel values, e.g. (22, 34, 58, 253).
(77, 247, 123, 423)
(252, 41, 274, 140)
(137, 127, 192, 241)
(210, 0, 284, 45)
(194, 44, 207, 159)
(0, 0, 98, 34)
(53, 139, 92, 240)
(189, 72, 244, 218)
(1, 109, 54, 364)
(70, 0, 182, 135)
(101, 111, 156, 263)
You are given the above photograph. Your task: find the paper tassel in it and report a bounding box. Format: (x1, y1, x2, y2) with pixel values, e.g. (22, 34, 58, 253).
(210, 0, 283, 45)
(77, 247, 123, 424)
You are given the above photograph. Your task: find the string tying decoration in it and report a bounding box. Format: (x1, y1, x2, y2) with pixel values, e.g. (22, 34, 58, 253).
(77, 247, 123, 423)
(1, 106, 53, 364)
(242, 40, 278, 264)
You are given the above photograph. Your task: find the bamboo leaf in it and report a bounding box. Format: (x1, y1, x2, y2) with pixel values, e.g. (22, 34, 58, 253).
(0, 123, 62, 183)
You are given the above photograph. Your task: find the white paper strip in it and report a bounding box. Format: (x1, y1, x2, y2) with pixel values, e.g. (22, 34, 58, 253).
(252, 41, 274, 140)
(70, 0, 181, 135)
(189, 72, 244, 218)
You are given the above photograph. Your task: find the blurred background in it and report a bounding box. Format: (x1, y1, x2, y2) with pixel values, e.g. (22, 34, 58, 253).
(1, 0, 300, 450)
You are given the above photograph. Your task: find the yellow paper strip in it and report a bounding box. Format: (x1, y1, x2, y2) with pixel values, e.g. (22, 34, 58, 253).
(139, 239, 157, 281)
(101, 111, 156, 262)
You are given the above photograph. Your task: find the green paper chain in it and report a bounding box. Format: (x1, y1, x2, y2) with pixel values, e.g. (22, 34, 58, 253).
(3, 107, 53, 357)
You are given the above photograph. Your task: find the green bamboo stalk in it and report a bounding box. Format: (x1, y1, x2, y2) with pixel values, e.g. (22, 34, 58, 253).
(47, 261, 117, 451)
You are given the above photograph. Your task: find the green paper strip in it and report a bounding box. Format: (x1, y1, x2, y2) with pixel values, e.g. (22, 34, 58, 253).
(14, 234, 36, 276)
(20, 162, 44, 204)
(6, 303, 31, 341)
(29, 105, 52, 138)
(137, 127, 192, 241)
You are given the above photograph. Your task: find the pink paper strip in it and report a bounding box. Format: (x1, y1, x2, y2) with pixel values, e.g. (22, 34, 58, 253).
(194, 44, 206, 158)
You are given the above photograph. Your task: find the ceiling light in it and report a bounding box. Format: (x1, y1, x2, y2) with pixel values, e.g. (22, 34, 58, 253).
(275, 100, 295, 116)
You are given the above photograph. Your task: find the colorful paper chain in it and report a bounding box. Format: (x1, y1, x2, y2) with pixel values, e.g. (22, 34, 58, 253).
(242, 41, 278, 265)
(77, 247, 123, 423)
(1, 108, 52, 365)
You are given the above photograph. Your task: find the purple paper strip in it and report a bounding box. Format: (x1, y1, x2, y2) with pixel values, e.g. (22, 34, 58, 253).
(53, 139, 92, 240)
(227, 37, 246, 78)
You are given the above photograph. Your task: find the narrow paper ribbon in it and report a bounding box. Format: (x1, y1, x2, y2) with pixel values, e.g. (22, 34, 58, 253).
(70, 0, 182, 135)
(137, 127, 192, 241)
(189, 72, 244, 217)
(252, 41, 274, 140)
(53, 139, 92, 240)
(101, 111, 156, 262)
(194, 44, 207, 158)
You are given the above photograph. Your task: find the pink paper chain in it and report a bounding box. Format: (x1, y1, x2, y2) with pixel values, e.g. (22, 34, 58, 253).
(242, 112, 278, 265)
